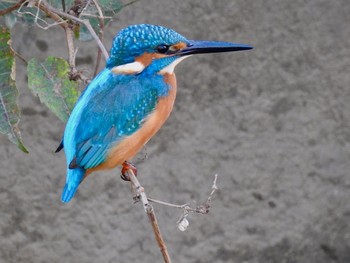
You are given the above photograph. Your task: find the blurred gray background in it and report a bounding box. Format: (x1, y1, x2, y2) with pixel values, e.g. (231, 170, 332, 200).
(1, 0, 350, 262)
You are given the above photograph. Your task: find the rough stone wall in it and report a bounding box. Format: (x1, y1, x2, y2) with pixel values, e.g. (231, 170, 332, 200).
(1, 1, 350, 262)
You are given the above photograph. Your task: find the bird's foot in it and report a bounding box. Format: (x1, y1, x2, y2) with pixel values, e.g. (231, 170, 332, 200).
(121, 161, 138, 181)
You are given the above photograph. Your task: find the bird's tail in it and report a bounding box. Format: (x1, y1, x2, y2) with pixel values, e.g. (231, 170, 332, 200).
(61, 168, 85, 203)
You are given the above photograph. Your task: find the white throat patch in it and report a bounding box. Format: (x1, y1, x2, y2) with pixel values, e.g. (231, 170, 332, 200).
(111, 61, 145, 75)
(111, 55, 190, 75)
(159, 56, 191, 74)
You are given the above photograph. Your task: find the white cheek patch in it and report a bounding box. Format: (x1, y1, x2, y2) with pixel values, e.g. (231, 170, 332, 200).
(159, 56, 191, 74)
(111, 61, 145, 75)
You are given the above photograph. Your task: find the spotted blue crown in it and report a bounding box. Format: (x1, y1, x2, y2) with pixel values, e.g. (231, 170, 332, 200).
(106, 24, 188, 68)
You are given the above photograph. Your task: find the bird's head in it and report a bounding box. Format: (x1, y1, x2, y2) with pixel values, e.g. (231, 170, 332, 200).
(106, 24, 252, 75)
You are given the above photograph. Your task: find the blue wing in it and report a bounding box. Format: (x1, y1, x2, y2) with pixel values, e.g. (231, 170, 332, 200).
(63, 68, 170, 170)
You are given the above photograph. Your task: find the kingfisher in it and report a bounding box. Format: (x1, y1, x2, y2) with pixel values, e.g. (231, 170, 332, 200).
(56, 24, 252, 203)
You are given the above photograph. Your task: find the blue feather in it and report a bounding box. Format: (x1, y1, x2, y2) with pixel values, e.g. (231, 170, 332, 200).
(61, 167, 85, 202)
(60, 23, 252, 202)
(66, 69, 169, 169)
(83, 146, 107, 169)
(106, 24, 187, 68)
(61, 68, 171, 202)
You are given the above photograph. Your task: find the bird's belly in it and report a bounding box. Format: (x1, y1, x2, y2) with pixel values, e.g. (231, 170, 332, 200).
(86, 73, 177, 174)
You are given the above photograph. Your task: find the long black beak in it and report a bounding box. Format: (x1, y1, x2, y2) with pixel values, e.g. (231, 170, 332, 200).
(178, 40, 253, 56)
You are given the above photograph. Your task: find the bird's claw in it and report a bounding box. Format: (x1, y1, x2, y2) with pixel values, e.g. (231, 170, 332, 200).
(121, 161, 138, 181)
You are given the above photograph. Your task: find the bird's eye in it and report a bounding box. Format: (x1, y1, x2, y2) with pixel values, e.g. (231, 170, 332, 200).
(156, 44, 170, 54)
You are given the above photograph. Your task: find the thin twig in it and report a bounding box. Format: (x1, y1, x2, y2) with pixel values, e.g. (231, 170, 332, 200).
(125, 169, 172, 263)
(64, 25, 79, 79)
(11, 0, 108, 61)
(148, 198, 187, 209)
(148, 174, 218, 214)
(0, 0, 26, 16)
(76, 0, 91, 18)
(50, 2, 108, 60)
(147, 205, 171, 263)
(11, 48, 28, 65)
(80, 13, 112, 19)
(35, 0, 108, 60)
(31, 0, 78, 79)
(32, 0, 67, 29)
(32, 0, 108, 81)
(61, 0, 66, 11)
(91, 0, 104, 76)
(81, 19, 108, 60)
(123, 0, 139, 9)
(148, 174, 219, 231)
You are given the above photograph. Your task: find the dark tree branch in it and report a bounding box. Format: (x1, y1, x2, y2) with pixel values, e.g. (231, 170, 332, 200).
(61, 0, 66, 11)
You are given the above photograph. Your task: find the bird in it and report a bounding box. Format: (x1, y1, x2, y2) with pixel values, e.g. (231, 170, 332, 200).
(56, 24, 252, 203)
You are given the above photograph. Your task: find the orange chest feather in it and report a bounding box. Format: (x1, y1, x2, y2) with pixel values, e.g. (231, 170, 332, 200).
(86, 73, 177, 174)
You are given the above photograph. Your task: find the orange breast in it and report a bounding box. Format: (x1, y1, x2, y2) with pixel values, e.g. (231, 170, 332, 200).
(86, 73, 177, 175)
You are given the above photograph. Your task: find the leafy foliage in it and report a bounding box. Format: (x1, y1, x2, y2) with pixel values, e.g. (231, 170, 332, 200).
(1, 0, 43, 28)
(0, 0, 137, 151)
(0, 26, 28, 152)
(27, 57, 80, 122)
(1, 0, 135, 39)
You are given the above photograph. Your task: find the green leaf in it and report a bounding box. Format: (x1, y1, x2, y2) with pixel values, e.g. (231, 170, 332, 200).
(27, 56, 80, 122)
(0, 27, 28, 153)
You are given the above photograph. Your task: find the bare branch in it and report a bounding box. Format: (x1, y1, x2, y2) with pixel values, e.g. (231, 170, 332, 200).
(123, 0, 139, 9)
(0, 0, 26, 16)
(34, 0, 108, 60)
(64, 25, 79, 80)
(80, 13, 112, 19)
(26, 0, 107, 81)
(81, 19, 108, 60)
(11, 47, 28, 65)
(29, 0, 67, 29)
(75, 0, 91, 18)
(148, 174, 218, 214)
(147, 205, 172, 263)
(126, 169, 149, 212)
(124, 169, 172, 263)
(148, 174, 219, 231)
(148, 198, 187, 209)
(5, 0, 108, 63)
(91, 0, 104, 76)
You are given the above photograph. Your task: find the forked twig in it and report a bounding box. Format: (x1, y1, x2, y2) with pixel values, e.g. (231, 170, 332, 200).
(124, 169, 219, 262)
(124, 169, 172, 263)
(32, 0, 109, 60)
(148, 174, 218, 214)
(24, 0, 108, 81)
(148, 174, 218, 231)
